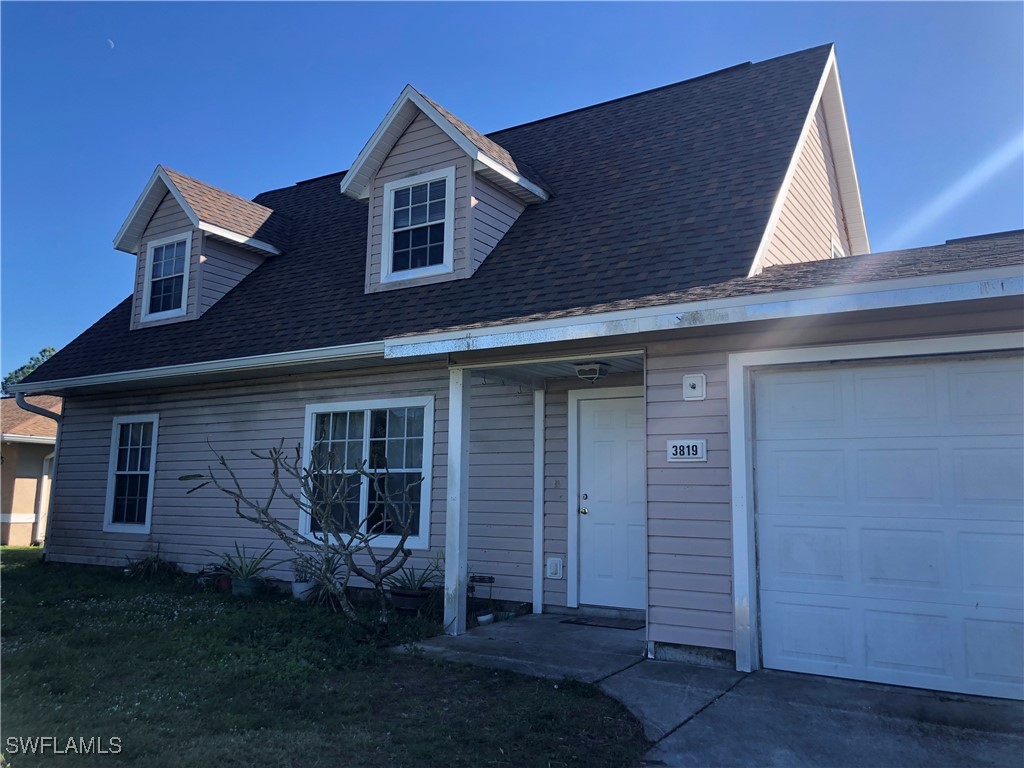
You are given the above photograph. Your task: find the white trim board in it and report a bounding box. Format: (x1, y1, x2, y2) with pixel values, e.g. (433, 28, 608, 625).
(1, 434, 56, 445)
(566, 385, 645, 609)
(141, 230, 193, 323)
(727, 331, 1024, 673)
(532, 389, 546, 614)
(1, 514, 36, 525)
(386, 265, 1022, 358)
(103, 414, 159, 535)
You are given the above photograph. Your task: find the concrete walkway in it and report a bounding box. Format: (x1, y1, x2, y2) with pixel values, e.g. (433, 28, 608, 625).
(411, 615, 1024, 767)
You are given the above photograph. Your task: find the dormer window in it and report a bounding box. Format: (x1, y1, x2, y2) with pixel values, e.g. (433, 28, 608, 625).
(381, 167, 454, 282)
(143, 231, 192, 321)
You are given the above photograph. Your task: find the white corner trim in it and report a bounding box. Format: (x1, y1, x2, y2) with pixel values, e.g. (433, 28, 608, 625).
(385, 265, 1023, 358)
(1, 434, 56, 445)
(823, 55, 870, 256)
(727, 331, 1024, 673)
(141, 230, 193, 323)
(748, 48, 837, 278)
(566, 385, 644, 609)
(532, 389, 546, 614)
(103, 414, 159, 535)
(1, 514, 37, 525)
(10, 340, 386, 395)
(198, 222, 281, 256)
(380, 166, 456, 283)
(114, 166, 200, 253)
(444, 367, 471, 635)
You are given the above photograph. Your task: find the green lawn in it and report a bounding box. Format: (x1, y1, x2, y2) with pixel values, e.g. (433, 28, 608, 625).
(0, 548, 648, 767)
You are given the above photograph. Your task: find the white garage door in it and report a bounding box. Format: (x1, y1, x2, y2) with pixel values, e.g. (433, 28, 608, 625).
(754, 354, 1024, 699)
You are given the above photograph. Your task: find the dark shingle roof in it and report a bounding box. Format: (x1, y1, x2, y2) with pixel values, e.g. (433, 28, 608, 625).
(162, 166, 290, 249)
(26, 44, 942, 385)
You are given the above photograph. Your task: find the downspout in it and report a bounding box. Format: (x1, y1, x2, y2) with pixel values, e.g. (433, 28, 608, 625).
(14, 393, 62, 559)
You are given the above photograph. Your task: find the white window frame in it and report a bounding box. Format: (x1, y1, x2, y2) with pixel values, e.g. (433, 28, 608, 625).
(301, 395, 434, 550)
(103, 414, 159, 534)
(141, 231, 193, 322)
(380, 167, 455, 284)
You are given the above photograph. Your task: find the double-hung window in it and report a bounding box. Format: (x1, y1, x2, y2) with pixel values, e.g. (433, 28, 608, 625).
(143, 232, 192, 320)
(381, 167, 455, 282)
(104, 415, 159, 533)
(303, 396, 433, 549)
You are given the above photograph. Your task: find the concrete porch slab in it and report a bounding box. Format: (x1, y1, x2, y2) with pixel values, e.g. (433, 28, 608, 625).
(407, 614, 645, 683)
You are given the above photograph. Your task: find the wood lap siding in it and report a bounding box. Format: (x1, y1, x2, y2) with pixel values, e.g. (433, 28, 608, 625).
(646, 343, 734, 650)
(131, 193, 199, 329)
(47, 367, 451, 578)
(198, 239, 264, 314)
(764, 105, 850, 267)
(471, 177, 525, 270)
(366, 111, 472, 292)
(467, 380, 535, 603)
(543, 391, 569, 607)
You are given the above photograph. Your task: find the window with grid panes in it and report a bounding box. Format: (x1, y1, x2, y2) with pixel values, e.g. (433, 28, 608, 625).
(306, 403, 427, 542)
(105, 416, 158, 531)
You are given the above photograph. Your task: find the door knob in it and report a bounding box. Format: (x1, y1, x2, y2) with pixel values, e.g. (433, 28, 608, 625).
(579, 507, 589, 515)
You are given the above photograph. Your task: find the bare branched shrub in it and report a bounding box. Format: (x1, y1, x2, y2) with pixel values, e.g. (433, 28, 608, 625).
(182, 442, 422, 640)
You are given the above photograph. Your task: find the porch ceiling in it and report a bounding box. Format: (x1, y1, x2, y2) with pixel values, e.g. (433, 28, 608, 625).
(475, 355, 644, 387)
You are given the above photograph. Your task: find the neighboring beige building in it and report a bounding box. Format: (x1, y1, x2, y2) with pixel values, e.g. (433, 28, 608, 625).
(1, 395, 61, 546)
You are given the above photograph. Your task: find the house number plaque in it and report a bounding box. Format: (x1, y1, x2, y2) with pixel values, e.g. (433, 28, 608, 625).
(666, 439, 707, 462)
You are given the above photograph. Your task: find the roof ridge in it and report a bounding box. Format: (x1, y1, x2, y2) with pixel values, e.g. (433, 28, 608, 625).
(486, 43, 832, 139)
(161, 165, 273, 210)
(945, 229, 1024, 245)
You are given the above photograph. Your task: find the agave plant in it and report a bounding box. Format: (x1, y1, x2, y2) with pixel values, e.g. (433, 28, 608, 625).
(207, 542, 279, 580)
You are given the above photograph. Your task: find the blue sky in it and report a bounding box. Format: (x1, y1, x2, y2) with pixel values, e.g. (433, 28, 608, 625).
(2, 2, 1022, 377)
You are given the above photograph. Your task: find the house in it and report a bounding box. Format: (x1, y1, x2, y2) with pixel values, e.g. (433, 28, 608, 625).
(1, 395, 62, 546)
(12, 44, 1023, 700)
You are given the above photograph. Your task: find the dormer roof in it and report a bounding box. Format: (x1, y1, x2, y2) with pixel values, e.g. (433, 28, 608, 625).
(339, 85, 549, 204)
(114, 165, 289, 256)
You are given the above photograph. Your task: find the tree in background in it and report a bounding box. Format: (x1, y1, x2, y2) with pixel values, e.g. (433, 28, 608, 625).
(2, 347, 56, 395)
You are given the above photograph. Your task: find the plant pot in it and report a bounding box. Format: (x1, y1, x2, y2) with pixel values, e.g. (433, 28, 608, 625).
(389, 587, 430, 613)
(291, 581, 314, 600)
(231, 577, 260, 597)
(476, 613, 494, 626)
(213, 574, 232, 592)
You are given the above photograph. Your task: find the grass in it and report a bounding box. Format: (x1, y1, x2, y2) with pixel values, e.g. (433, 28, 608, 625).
(0, 548, 649, 767)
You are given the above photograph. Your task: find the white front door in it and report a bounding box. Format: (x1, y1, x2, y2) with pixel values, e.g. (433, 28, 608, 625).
(577, 396, 646, 609)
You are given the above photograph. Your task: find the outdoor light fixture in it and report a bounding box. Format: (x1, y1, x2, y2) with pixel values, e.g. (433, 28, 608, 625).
(574, 362, 610, 383)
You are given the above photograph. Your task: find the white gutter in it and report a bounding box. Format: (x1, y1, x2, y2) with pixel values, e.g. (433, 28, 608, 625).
(385, 265, 1023, 358)
(10, 340, 385, 395)
(198, 222, 281, 256)
(1, 434, 56, 445)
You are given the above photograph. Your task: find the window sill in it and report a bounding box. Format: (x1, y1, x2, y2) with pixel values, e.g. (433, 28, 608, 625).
(301, 529, 430, 552)
(141, 307, 187, 323)
(102, 523, 152, 535)
(380, 264, 453, 284)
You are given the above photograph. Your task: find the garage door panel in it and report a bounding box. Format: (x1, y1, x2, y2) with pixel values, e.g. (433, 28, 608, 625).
(755, 355, 1024, 699)
(761, 591, 1023, 697)
(760, 514, 1022, 608)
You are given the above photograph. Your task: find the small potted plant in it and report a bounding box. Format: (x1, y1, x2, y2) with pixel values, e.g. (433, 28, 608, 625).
(386, 561, 438, 613)
(207, 543, 278, 597)
(291, 556, 315, 600)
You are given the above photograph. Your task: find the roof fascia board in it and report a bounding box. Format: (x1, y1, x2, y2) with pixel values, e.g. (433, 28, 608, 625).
(197, 222, 282, 256)
(339, 86, 545, 202)
(10, 341, 386, 395)
(822, 56, 870, 255)
(384, 264, 1023, 357)
(113, 166, 200, 253)
(1, 434, 57, 445)
(747, 47, 836, 278)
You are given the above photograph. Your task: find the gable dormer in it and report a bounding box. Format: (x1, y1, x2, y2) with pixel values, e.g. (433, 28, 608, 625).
(114, 166, 288, 329)
(340, 86, 548, 293)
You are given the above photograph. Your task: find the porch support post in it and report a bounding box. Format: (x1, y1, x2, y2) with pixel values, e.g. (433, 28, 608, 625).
(532, 389, 546, 614)
(444, 367, 471, 635)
